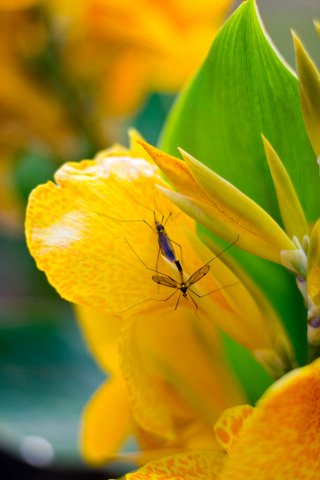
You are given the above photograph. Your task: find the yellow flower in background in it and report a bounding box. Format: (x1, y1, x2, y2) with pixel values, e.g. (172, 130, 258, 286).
(124, 358, 320, 480)
(46, 0, 232, 115)
(0, 0, 231, 231)
(25, 131, 296, 463)
(0, 5, 78, 230)
(0, 6, 78, 156)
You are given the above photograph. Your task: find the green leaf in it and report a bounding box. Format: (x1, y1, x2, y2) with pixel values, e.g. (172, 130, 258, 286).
(160, 0, 319, 223)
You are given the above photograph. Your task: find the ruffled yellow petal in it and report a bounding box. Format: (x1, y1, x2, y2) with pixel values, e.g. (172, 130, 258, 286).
(262, 136, 309, 242)
(214, 404, 254, 454)
(81, 377, 132, 465)
(26, 152, 194, 316)
(140, 141, 294, 264)
(219, 358, 320, 479)
(75, 305, 122, 374)
(292, 32, 320, 157)
(124, 450, 225, 480)
(119, 311, 245, 444)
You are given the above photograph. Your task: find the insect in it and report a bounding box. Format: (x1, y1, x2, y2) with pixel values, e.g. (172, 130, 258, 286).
(152, 211, 183, 280)
(126, 235, 239, 311)
(152, 263, 210, 310)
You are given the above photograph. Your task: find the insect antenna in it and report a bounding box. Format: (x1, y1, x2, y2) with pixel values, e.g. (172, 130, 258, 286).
(189, 281, 239, 299)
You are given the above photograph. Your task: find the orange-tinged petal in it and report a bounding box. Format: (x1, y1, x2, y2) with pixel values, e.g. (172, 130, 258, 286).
(214, 404, 254, 454)
(124, 450, 225, 480)
(139, 141, 211, 204)
(81, 377, 132, 465)
(219, 359, 320, 479)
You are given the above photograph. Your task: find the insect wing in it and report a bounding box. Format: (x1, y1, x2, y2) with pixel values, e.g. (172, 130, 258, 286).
(187, 264, 210, 287)
(152, 275, 180, 289)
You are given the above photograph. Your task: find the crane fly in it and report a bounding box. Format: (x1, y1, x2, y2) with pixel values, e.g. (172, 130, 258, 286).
(152, 263, 211, 310)
(126, 235, 239, 311)
(152, 211, 183, 280)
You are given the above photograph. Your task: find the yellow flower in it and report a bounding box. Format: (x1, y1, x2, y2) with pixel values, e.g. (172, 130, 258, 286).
(25, 131, 295, 462)
(139, 139, 320, 348)
(124, 358, 320, 480)
(45, 0, 232, 116)
(25, 131, 294, 376)
(0, 0, 232, 230)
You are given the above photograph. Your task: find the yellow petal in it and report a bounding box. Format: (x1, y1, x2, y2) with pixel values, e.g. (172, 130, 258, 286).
(124, 450, 225, 480)
(219, 359, 320, 479)
(139, 140, 211, 203)
(119, 310, 245, 443)
(81, 377, 132, 465)
(75, 305, 122, 374)
(179, 149, 295, 263)
(183, 229, 294, 372)
(315, 20, 320, 36)
(214, 404, 254, 454)
(262, 136, 309, 242)
(140, 141, 294, 264)
(292, 32, 320, 157)
(308, 220, 320, 307)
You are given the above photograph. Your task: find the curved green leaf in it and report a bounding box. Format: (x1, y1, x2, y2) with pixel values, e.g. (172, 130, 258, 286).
(160, 0, 319, 222)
